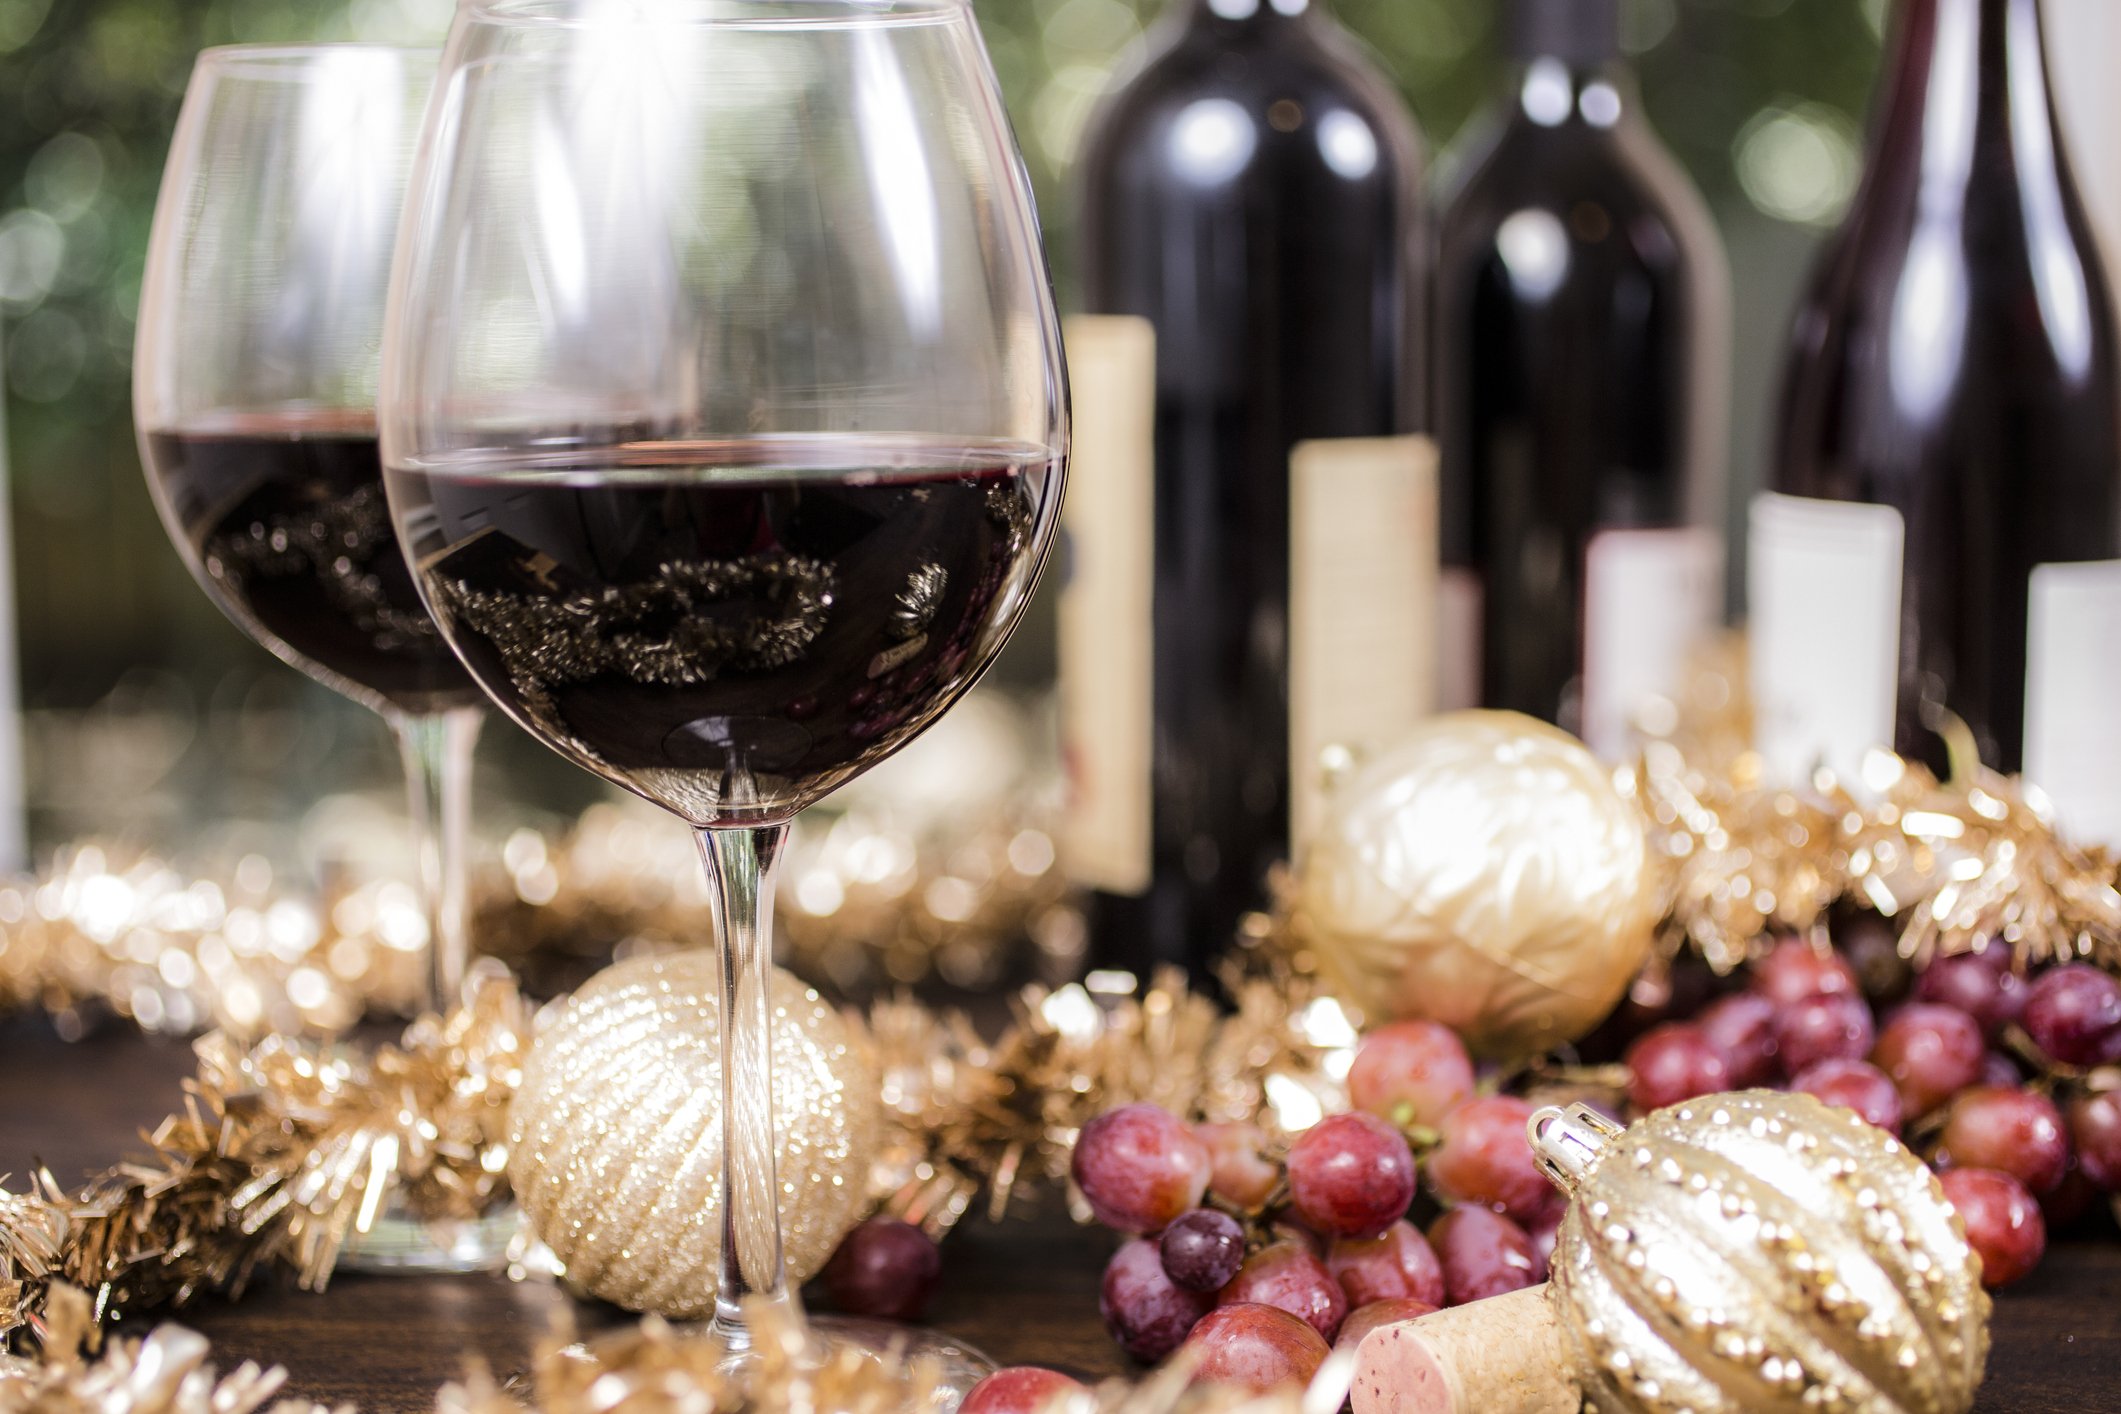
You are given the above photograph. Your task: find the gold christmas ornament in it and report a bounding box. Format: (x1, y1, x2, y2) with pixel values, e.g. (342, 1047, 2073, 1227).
(1352, 1090, 1989, 1414)
(509, 953, 881, 1317)
(1290, 711, 1656, 1058)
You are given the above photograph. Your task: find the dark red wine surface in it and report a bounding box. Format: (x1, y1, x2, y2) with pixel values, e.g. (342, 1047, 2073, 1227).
(143, 416, 482, 715)
(387, 438, 1058, 824)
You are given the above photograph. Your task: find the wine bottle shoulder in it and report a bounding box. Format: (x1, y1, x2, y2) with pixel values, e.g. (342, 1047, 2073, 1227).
(1436, 110, 1718, 291)
(1076, 17, 1424, 200)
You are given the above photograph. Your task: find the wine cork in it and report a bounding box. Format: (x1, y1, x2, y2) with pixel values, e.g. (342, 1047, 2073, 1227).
(1349, 1283, 1580, 1414)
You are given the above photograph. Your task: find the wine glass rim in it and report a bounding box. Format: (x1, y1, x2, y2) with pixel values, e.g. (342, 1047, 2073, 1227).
(193, 41, 439, 78)
(462, 0, 968, 29)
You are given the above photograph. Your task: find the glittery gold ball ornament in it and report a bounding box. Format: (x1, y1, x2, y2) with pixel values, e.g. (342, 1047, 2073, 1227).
(1350, 1091, 1989, 1414)
(508, 952, 880, 1318)
(1290, 711, 1655, 1058)
(1544, 1091, 1989, 1414)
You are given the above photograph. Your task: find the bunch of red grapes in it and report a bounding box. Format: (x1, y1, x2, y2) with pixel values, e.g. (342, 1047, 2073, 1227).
(963, 1017, 1558, 1408)
(955, 931, 2121, 1410)
(1618, 936, 2121, 1290)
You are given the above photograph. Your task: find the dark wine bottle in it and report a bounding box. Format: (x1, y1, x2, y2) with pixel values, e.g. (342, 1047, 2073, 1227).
(1762, 0, 2121, 792)
(1065, 0, 1427, 978)
(1435, 0, 1729, 756)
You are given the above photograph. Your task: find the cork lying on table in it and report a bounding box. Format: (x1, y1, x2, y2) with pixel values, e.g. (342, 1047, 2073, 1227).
(1350, 1284, 1580, 1414)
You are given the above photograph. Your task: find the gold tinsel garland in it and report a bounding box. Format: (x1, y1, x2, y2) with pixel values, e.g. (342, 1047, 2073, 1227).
(1, 976, 523, 1338)
(4, 1282, 1311, 1414)
(865, 962, 1350, 1230)
(436, 1302, 1312, 1414)
(0, 798, 1072, 1040)
(0, 1285, 340, 1414)
(1631, 641, 2121, 974)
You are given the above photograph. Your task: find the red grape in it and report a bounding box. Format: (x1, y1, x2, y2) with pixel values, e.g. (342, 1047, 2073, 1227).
(1326, 1219, 1444, 1308)
(1217, 1241, 1348, 1343)
(1073, 1103, 1212, 1235)
(1937, 1167, 2045, 1288)
(1626, 1023, 1732, 1113)
(1428, 1206, 1539, 1305)
(1935, 1086, 2069, 1194)
(1697, 992, 1780, 1087)
(2022, 964, 2121, 1068)
(1752, 938, 1859, 1007)
(2067, 1090, 2121, 1191)
(1286, 1112, 1417, 1240)
(1837, 911, 1912, 1000)
(2042, 1168, 2100, 1228)
(1872, 1003, 1985, 1117)
(1193, 1121, 1280, 1211)
(822, 1218, 941, 1321)
(1978, 1051, 2022, 1089)
(1427, 1095, 1556, 1225)
(1773, 991, 1876, 1075)
(1267, 1215, 1326, 1255)
(1101, 1237, 1215, 1361)
(1334, 1297, 1438, 1354)
(1791, 1057, 1904, 1134)
(961, 1367, 1089, 1414)
(1180, 1302, 1330, 1395)
(1347, 1020, 1476, 1129)
(1161, 1208, 1246, 1292)
(1914, 949, 2026, 1039)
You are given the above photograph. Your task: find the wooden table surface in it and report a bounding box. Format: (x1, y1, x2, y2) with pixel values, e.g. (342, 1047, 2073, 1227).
(4, 1015, 2119, 1413)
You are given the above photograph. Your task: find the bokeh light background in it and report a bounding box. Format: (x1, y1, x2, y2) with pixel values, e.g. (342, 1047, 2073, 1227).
(0, 0, 2114, 856)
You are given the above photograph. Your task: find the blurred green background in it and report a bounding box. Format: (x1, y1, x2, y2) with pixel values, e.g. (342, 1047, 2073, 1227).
(0, 0, 1941, 848)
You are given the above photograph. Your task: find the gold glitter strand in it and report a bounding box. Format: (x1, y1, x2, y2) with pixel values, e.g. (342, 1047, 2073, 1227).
(1634, 637, 2121, 975)
(1, 976, 525, 1340)
(0, 792, 1069, 1038)
(0, 1284, 341, 1414)
(864, 964, 1350, 1230)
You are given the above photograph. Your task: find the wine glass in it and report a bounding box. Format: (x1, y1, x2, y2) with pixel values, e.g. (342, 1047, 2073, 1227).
(133, 44, 513, 1272)
(380, 0, 1065, 1386)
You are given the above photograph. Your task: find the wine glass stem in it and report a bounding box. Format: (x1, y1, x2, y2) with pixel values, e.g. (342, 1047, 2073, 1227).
(696, 822, 797, 1348)
(392, 707, 484, 1015)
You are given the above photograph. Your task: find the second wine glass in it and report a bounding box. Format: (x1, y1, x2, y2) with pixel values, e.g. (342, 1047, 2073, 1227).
(381, 0, 1067, 1390)
(134, 43, 512, 1272)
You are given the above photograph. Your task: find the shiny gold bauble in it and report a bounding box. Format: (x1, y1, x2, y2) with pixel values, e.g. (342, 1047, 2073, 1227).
(508, 952, 880, 1318)
(1540, 1091, 1989, 1414)
(1291, 711, 1655, 1058)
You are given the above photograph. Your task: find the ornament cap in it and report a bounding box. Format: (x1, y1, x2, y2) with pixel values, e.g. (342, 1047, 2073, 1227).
(1527, 1102, 1621, 1194)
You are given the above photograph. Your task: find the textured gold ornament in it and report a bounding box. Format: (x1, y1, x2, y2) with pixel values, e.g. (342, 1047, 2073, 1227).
(508, 953, 880, 1318)
(1290, 711, 1657, 1058)
(1543, 1090, 1988, 1414)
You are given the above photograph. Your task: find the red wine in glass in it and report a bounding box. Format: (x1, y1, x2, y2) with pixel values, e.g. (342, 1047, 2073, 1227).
(143, 413, 481, 716)
(387, 434, 1060, 824)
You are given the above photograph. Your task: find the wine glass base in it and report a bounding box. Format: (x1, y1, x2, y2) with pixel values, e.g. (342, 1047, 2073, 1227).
(807, 1315, 997, 1406)
(337, 1196, 520, 1273)
(696, 1315, 995, 1409)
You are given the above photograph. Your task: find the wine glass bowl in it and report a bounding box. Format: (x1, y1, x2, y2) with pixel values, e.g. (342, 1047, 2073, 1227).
(382, 0, 1065, 1386)
(390, 434, 1059, 826)
(135, 46, 473, 720)
(384, 0, 1065, 824)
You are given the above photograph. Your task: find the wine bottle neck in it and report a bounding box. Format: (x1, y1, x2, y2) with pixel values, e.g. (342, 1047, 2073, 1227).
(1873, 0, 2067, 186)
(1508, 56, 1638, 131)
(1183, 0, 1323, 28)
(1507, 0, 1620, 70)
